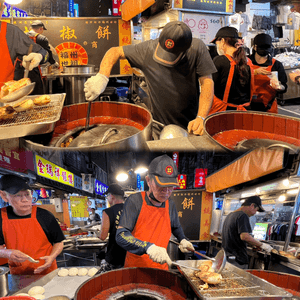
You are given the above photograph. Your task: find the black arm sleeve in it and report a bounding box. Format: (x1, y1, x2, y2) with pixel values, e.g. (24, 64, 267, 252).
(37, 35, 55, 65)
(272, 60, 287, 94)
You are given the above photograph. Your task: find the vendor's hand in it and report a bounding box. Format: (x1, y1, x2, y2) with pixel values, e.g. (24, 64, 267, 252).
(7, 249, 29, 263)
(33, 255, 54, 274)
(84, 73, 109, 101)
(179, 239, 195, 253)
(270, 80, 284, 91)
(187, 117, 204, 135)
(146, 244, 172, 266)
(254, 67, 271, 76)
(260, 243, 273, 254)
(22, 53, 43, 71)
(52, 62, 60, 69)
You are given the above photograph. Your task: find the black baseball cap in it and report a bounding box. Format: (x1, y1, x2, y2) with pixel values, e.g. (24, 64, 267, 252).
(32, 20, 47, 30)
(253, 33, 272, 49)
(0, 174, 31, 195)
(148, 155, 179, 187)
(105, 183, 124, 197)
(211, 26, 240, 44)
(242, 195, 265, 212)
(153, 21, 192, 67)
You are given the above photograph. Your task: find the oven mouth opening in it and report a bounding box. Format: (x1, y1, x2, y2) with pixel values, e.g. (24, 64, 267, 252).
(108, 288, 166, 300)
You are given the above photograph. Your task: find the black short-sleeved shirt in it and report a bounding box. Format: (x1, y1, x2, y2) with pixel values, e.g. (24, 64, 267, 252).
(221, 210, 252, 264)
(0, 206, 65, 246)
(213, 55, 252, 107)
(123, 38, 217, 128)
(103, 203, 126, 266)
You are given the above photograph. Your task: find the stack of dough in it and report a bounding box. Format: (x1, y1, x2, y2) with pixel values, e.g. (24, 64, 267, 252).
(57, 267, 97, 277)
(88, 267, 98, 277)
(27, 286, 45, 300)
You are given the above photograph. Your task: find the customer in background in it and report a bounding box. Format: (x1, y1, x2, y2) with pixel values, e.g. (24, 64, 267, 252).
(0, 0, 48, 91)
(209, 26, 254, 114)
(249, 33, 287, 113)
(0, 175, 64, 275)
(14, 20, 58, 95)
(222, 196, 273, 269)
(116, 154, 194, 270)
(88, 208, 101, 223)
(96, 183, 126, 272)
(84, 21, 217, 136)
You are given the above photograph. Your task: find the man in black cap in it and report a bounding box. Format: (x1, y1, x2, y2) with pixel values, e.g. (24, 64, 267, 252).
(84, 21, 217, 137)
(248, 33, 287, 113)
(0, 174, 64, 275)
(14, 20, 59, 95)
(222, 195, 273, 269)
(96, 183, 126, 272)
(115, 154, 194, 270)
(0, 1, 48, 93)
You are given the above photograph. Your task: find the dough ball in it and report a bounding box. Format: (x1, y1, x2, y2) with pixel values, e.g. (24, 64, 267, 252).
(88, 267, 98, 277)
(68, 267, 79, 276)
(33, 294, 45, 300)
(58, 268, 69, 277)
(78, 268, 88, 276)
(16, 293, 30, 296)
(28, 286, 45, 296)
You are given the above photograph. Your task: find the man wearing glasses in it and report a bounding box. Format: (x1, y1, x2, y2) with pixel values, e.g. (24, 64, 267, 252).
(222, 195, 273, 269)
(0, 175, 64, 275)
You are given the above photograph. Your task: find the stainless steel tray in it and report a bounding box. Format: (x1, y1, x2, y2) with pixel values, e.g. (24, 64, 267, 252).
(176, 260, 293, 300)
(11, 266, 99, 299)
(0, 93, 66, 139)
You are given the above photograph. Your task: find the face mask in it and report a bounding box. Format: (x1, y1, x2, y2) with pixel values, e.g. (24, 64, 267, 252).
(256, 49, 269, 56)
(216, 45, 225, 56)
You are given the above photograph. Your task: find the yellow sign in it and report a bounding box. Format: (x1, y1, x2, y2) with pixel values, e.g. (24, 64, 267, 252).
(199, 191, 213, 240)
(35, 155, 74, 187)
(121, 0, 155, 22)
(70, 196, 89, 218)
(294, 30, 300, 46)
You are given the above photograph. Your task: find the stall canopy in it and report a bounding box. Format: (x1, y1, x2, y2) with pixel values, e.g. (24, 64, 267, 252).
(206, 148, 285, 193)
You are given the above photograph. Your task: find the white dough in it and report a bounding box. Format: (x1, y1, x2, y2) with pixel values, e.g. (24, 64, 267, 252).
(28, 286, 45, 296)
(78, 268, 88, 276)
(58, 268, 69, 277)
(68, 267, 79, 276)
(16, 293, 30, 296)
(33, 294, 45, 300)
(88, 267, 98, 277)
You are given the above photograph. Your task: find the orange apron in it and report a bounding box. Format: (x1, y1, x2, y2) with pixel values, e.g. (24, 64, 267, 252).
(124, 192, 172, 270)
(2, 206, 57, 275)
(0, 22, 14, 90)
(252, 58, 278, 113)
(209, 54, 254, 115)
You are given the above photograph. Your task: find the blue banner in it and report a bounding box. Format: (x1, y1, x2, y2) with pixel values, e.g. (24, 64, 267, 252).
(136, 174, 141, 190)
(2, 2, 28, 18)
(95, 179, 108, 195)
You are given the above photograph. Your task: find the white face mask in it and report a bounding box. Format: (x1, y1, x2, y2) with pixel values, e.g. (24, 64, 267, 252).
(216, 44, 225, 56)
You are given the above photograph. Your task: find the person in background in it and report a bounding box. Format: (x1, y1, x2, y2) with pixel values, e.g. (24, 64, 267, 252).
(14, 20, 59, 95)
(116, 154, 194, 270)
(88, 208, 101, 223)
(222, 196, 273, 269)
(84, 21, 217, 137)
(0, 0, 48, 91)
(96, 183, 126, 272)
(0, 175, 64, 275)
(249, 33, 287, 113)
(209, 26, 254, 114)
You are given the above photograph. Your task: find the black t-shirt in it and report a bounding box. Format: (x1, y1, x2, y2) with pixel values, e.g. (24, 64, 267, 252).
(0, 206, 65, 246)
(103, 203, 126, 266)
(213, 55, 252, 107)
(221, 210, 252, 264)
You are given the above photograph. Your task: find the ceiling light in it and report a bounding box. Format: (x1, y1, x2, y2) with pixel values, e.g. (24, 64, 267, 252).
(134, 167, 148, 174)
(278, 195, 286, 202)
(116, 172, 128, 182)
(5, 0, 23, 4)
(287, 189, 298, 195)
(283, 179, 289, 187)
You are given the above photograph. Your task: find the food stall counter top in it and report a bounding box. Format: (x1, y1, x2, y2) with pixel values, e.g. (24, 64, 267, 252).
(7, 274, 43, 295)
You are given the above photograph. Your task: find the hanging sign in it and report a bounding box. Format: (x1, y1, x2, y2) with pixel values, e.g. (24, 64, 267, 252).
(172, 152, 179, 169)
(2, 3, 28, 18)
(70, 196, 89, 218)
(95, 179, 108, 195)
(35, 155, 74, 187)
(136, 173, 141, 190)
(194, 168, 208, 188)
(176, 174, 187, 190)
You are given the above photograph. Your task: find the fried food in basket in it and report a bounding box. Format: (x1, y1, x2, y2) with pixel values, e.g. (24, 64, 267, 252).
(0, 78, 31, 98)
(194, 260, 222, 285)
(13, 99, 34, 112)
(0, 105, 16, 120)
(279, 250, 296, 259)
(33, 95, 51, 106)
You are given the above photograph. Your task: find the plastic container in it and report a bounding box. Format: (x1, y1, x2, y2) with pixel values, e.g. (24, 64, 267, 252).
(0, 297, 36, 300)
(116, 87, 128, 97)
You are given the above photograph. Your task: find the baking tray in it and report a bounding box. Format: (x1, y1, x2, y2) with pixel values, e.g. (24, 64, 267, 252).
(175, 260, 293, 300)
(0, 93, 66, 139)
(11, 266, 99, 300)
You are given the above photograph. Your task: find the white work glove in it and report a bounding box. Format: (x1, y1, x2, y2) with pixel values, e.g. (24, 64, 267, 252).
(22, 53, 43, 71)
(179, 239, 195, 253)
(146, 244, 172, 266)
(52, 62, 60, 69)
(260, 243, 273, 254)
(84, 73, 109, 101)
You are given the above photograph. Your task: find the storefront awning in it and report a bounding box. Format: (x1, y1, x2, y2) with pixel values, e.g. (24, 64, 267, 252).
(206, 148, 285, 193)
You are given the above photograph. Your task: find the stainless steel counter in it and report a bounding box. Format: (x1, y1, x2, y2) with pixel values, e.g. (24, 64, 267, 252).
(7, 274, 43, 295)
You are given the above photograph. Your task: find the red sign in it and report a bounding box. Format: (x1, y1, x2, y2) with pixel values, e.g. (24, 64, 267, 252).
(194, 168, 208, 188)
(173, 152, 179, 169)
(112, 0, 121, 16)
(175, 174, 186, 190)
